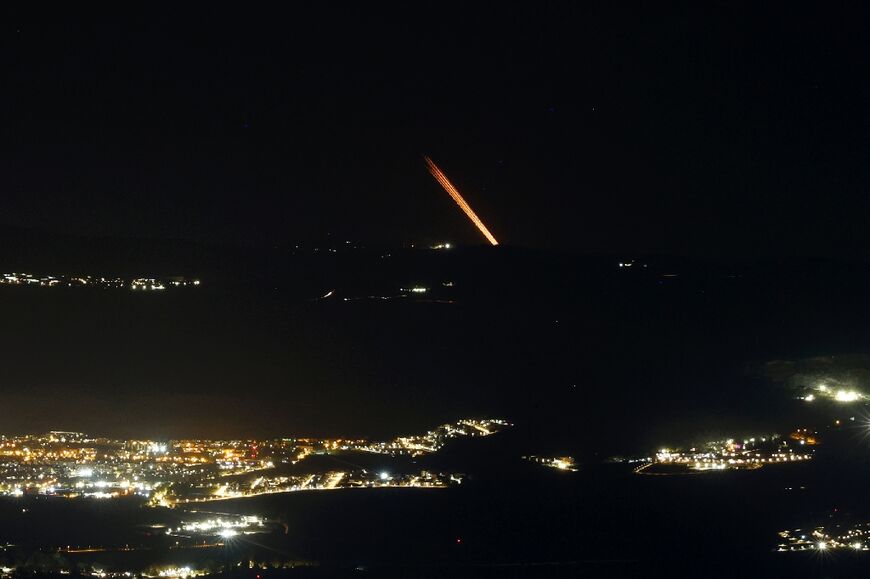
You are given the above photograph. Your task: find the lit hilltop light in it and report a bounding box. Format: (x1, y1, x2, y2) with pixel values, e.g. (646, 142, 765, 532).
(631, 433, 813, 475)
(799, 383, 865, 403)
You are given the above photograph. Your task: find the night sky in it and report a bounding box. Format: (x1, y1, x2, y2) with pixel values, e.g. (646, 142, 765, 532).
(3, 5, 868, 257)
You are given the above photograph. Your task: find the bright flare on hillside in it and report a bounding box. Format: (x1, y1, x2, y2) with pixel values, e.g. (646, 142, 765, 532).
(424, 156, 499, 246)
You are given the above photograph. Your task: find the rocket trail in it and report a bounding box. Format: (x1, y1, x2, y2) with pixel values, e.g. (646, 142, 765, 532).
(424, 156, 499, 246)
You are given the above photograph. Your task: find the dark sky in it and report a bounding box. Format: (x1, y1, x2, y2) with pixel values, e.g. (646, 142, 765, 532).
(2, 5, 870, 440)
(2, 4, 869, 257)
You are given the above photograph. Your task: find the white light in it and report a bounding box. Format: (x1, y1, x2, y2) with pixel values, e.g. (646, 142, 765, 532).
(379, 472, 390, 480)
(75, 467, 94, 478)
(853, 542, 863, 550)
(835, 390, 860, 402)
(817, 542, 827, 550)
(804, 394, 815, 402)
(218, 529, 238, 538)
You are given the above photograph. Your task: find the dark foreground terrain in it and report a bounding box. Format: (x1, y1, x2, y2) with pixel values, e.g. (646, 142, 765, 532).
(3, 243, 870, 576)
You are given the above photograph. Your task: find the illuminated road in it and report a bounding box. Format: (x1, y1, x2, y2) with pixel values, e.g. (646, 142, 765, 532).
(61, 543, 222, 554)
(634, 461, 764, 476)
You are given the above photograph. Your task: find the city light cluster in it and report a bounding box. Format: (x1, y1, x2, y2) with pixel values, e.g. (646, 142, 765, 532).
(153, 567, 202, 578)
(778, 524, 870, 552)
(166, 515, 266, 538)
(522, 455, 578, 472)
(0, 418, 507, 505)
(0, 273, 200, 291)
(633, 433, 813, 475)
(357, 419, 510, 457)
(166, 469, 459, 505)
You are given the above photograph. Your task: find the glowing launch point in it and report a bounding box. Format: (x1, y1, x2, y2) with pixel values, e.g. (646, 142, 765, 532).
(424, 156, 499, 246)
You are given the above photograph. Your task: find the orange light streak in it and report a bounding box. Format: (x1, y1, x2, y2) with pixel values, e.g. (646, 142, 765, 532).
(424, 156, 499, 246)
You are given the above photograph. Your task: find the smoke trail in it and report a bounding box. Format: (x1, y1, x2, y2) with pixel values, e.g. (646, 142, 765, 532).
(424, 156, 499, 246)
